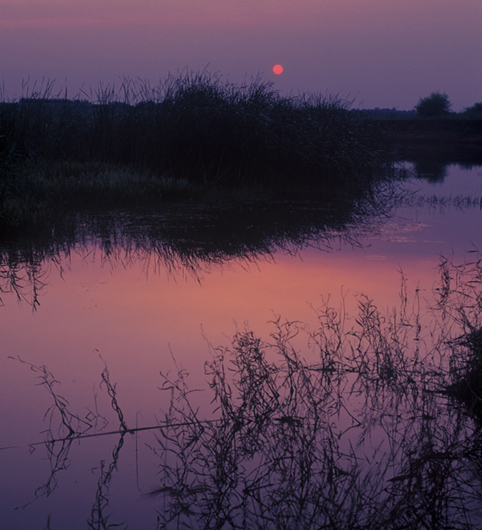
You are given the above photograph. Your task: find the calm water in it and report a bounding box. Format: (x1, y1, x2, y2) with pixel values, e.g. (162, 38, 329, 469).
(1, 160, 482, 528)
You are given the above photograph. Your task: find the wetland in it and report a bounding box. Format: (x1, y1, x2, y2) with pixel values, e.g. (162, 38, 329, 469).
(1, 76, 482, 529)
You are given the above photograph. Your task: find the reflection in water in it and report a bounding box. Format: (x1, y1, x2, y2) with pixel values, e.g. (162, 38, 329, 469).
(0, 255, 47, 309)
(413, 156, 448, 182)
(398, 141, 482, 182)
(2, 164, 480, 311)
(0, 186, 399, 309)
(6, 257, 482, 528)
(2, 161, 482, 527)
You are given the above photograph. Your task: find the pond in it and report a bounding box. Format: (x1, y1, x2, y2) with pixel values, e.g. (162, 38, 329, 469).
(1, 158, 482, 529)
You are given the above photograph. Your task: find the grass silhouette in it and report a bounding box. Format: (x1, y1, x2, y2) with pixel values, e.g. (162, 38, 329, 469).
(0, 72, 392, 231)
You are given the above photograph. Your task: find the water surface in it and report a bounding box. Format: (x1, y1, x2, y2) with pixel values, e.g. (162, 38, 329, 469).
(1, 160, 482, 528)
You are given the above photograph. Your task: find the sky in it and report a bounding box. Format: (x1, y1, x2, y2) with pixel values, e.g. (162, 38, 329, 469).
(1, 0, 481, 110)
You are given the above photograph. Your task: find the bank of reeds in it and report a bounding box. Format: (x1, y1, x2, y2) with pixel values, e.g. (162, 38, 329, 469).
(0, 73, 391, 231)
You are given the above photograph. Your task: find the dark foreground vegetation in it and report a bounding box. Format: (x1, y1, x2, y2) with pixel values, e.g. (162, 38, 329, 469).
(0, 73, 391, 233)
(9, 255, 482, 528)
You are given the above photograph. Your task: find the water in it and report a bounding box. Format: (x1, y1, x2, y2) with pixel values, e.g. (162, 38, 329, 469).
(1, 160, 482, 528)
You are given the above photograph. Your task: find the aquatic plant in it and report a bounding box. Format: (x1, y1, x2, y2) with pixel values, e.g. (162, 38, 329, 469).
(0, 72, 393, 232)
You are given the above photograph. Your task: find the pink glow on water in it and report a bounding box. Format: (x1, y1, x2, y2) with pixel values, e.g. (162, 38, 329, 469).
(2, 162, 481, 429)
(1, 162, 481, 525)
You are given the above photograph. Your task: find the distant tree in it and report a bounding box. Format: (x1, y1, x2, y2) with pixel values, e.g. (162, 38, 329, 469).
(463, 102, 482, 118)
(415, 92, 451, 117)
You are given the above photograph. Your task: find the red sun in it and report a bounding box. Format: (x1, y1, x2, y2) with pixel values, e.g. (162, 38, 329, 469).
(272, 64, 284, 75)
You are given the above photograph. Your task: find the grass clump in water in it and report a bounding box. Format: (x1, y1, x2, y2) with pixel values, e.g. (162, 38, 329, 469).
(0, 72, 392, 231)
(149, 256, 482, 529)
(0, 160, 200, 235)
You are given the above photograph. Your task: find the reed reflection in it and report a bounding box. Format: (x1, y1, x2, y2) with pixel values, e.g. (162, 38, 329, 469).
(0, 188, 397, 309)
(398, 143, 482, 182)
(8, 256, 482, 528)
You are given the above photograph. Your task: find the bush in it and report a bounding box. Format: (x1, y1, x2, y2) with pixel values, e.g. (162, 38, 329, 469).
(415, 92, 452, 117)
(463, 102, 482, 119)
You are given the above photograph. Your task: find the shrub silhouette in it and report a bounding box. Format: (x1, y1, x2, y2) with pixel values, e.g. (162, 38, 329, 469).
(463, 102, 482, 118)
(415, 92, 451, 117)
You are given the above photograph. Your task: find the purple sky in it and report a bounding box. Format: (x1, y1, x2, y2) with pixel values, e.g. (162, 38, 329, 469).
(1, 0, 481, 110)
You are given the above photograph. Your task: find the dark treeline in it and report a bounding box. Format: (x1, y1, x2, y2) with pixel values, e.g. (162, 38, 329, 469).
(353, 91, 482, 163)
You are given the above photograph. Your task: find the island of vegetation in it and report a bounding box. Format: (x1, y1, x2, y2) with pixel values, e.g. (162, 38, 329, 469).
(0, 74, 481, 236)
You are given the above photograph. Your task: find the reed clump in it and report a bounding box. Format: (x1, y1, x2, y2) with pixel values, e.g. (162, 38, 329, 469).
(0, 73, 391, 231)
(1, 73, 388, 184)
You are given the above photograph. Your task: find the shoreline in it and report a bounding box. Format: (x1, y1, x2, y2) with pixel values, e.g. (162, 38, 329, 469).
(377, 117, 482, 146)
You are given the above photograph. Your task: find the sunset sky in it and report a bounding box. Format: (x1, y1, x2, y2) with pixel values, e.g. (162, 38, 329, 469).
(1, 0, 481, 110)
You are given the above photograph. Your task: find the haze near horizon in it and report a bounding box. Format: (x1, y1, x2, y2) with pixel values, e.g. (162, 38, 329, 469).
(1, 0, 481, 110)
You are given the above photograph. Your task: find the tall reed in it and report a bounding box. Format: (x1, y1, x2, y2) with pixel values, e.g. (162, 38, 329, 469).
(1, 72, 391, 192)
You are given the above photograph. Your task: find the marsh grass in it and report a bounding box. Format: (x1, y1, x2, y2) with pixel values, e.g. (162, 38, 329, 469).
(0, 160, 200, 234)
(8, 357, 95, 507)
(1, 73, 392, 231)
(8, 354, 132, 529)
